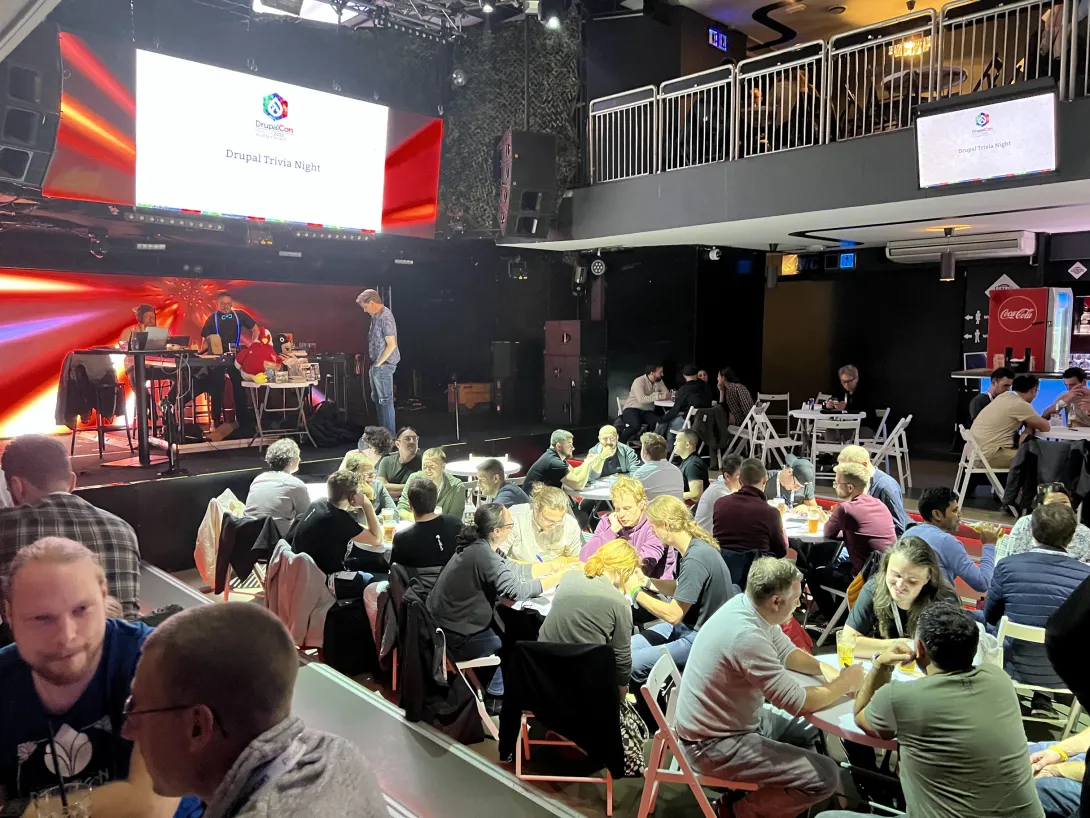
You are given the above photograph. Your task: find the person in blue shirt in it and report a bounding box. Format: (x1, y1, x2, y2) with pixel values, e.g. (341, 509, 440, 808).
(912, 486, 1002, 593)
(838, 445, 909, 537)
(356, 288, 401, 435)
(0, 536, 197, 817)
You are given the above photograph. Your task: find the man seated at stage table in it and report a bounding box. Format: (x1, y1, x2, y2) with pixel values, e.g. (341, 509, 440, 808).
(0, 434, 140, 619)
(396, 447, 465, 521)
(823, 605, 1044, 818)
(676, 558, 860, 818)
(620, 363, 671, 445)
(124, 603, 387, 818)
(656, 364, 714, 439)
(340, 450, 396, 517)
(765, 455, 817, 510)
(841, 536, 960, 655)
(629, 496, 734, 683)
(1043, 365, 1090, 427)
(826, 364, 878, 437)
(712, 457, 788, 558)
(585, 425, 640, 482)
(244, 438, 310, 537)
(118, 303, 157, 377)
(503, 485, 583, 564)
(288, 470, 382, 576)
(969, 373, 1050, 469)
(376, 426, 422, 500)
(580, 476, 674, 579)
(428, 504, 566, 697)
(632, 432, 685, 501)
(390, 478, 462, 596)
(200, 291, 259, 429)
(521, 429, 609, 498)
(476, 458, 530, 508)
(0, 537, 193, 817)
(694, 453, 742, 533)
(912, 486, 1001, 593)
(837, 445, 909, 536)
(672, 430, 709, 504)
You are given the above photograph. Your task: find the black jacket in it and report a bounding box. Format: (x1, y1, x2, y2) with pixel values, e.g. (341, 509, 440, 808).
(55, 352, 125, 430)
(1046, 576, 1090, 816)
(1003, 438, 1090, 519)
(216, 514, 281, 594)
(498, 641, 624, 777)
(662, 380, 715, 424)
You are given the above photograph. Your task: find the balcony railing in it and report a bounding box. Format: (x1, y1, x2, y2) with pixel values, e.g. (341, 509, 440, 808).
(586, 0, 1080, 184)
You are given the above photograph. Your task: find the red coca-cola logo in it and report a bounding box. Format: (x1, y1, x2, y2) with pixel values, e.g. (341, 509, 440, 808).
(996, 295, 1038, 333)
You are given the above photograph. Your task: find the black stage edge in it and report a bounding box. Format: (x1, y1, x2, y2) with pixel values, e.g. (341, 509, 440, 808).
(70, 416, 602, 573)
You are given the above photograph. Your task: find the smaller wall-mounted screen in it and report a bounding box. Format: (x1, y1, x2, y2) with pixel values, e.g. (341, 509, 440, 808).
(135, 50, 388, 231)
(916, 90, 1057, 189)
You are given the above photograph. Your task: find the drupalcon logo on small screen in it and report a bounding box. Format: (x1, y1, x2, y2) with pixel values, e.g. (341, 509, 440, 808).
(974, 111, 990, 128)
(256, 93, 293, 138)
(263, 93, 288, 121)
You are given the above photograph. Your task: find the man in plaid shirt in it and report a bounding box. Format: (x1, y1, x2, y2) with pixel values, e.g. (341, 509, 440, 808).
(0, 435, 140, 618)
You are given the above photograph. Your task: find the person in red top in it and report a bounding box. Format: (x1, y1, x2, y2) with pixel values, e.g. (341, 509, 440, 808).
(712, 458, 788, 558)
(809, 461, 897, 618)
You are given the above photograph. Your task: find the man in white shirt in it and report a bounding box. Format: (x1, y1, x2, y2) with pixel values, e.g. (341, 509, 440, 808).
(631, 433, 685, 500)
(620, 364, 670, 444)
(503, 486, 583, 563)
(695, 454, 742, 532)
(677, 558, 862, 818)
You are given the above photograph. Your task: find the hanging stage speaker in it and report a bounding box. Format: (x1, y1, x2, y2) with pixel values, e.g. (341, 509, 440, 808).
(0, 25, 61, 189)
(497, 130, 556, 240)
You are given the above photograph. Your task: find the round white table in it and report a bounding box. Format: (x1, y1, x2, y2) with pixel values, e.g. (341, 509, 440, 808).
(1039, 426, 1090, 442)
(791, 653, 921, 750)
(564, 478, 615, 503)
(788, 409, 866, 422)
(445, 459, 521, 479)
(783, 515, 831, 543)
(655, 399, 675, 408)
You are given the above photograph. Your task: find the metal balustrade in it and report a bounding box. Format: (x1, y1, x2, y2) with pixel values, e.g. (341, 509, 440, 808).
(584, 0, 1078, 184)
(588, 85, 657, 183)
(658, 65, 735, 171)
(938, 0, 1067, 98)
(735, 41, 827, 159)
(827, 11, 938, 142)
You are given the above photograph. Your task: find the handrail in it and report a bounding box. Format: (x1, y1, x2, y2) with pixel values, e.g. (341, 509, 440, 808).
(588, 84, 657, 183)
(828, 9, 936, 55)
(659, 64, 735, 97)
(658, 65, 734, 172)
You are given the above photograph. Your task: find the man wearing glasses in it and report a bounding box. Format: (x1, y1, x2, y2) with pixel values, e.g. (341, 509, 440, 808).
(376, 426, 422, 501)
(0, 537, 188, 816)
(826, 364, 878, 438)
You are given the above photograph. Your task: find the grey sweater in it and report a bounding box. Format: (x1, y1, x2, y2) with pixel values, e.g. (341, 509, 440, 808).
(204, 716, 388, 818)
(539, 573, 633, 685)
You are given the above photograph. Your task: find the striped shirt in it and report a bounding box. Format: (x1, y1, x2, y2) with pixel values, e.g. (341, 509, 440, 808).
(0, 493, 141, 619)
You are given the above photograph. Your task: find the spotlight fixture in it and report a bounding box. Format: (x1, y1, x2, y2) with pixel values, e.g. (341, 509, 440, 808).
(125, 212, 225, 231)
(88, 232, 108, 259)
(135, 242, 167, 251)
(545, 14, 560, 28)
(539, 0, 565, 28)
(590, 257, 607, 276)
(451, 68, 467, 87)
(939, 227, 957, 281)
(705, 247, 722, 261)
(482, 1, 494, 11)
(278, 249, 303, 258)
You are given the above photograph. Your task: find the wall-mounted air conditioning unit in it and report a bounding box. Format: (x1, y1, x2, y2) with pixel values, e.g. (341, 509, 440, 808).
(885, 231, 1036, 263)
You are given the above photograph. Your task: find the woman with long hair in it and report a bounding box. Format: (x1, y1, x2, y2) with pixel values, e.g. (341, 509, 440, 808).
(579, 476, 674, 578)
(541, 538, 641, 698)
(628, 495, 734, 683)
(843, 535, 959, 655)
(358, 425, 393, 466)
(341, 450, 396, 517)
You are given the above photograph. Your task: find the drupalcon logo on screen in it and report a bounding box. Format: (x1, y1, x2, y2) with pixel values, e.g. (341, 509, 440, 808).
(972, 111, 992, 135)
(256, 93, 293, 139)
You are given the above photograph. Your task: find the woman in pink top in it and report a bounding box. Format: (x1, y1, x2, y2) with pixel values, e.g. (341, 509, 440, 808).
(580, 476, 675, 579)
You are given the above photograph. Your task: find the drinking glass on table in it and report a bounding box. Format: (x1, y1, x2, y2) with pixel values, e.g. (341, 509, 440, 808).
(836, 629, 856, 668)
(807, 507, 821, 535)
(32, 785, 92, 818)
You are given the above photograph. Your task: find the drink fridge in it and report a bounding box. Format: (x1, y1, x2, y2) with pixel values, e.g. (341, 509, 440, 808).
(987, 287, 1073, 372)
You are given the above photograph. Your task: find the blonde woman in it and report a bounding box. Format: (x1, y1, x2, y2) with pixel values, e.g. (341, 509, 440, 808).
(541, 538, 640, 698)
(396, 447, 466, 521)
(505, 484, 583, 563)
(630, 495, 734, 683)
(341, 450, 396, 516)
(579, 476, 674, 579)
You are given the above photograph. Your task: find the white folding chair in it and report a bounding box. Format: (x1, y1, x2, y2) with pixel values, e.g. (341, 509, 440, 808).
(815, 392, 832, 403)
(751, 405, 801, 468)
(860, 408, 890, 446)
(996, 616, 1084, 738)
(637, 651, 757, 818)
(727, 402, 762, 458)
(865, 415, 912, 491)
(616, 396, 624, 416)
(810, 417, 861, 482)
(954, 425, 1011, 513)
(757, 392, 790, 435)
(438, 629, 501, 740)
(516, 713, 614, 815)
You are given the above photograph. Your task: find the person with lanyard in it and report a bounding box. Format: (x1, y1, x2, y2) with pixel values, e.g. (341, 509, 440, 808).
(123, 602, 388, 818)
(200, 291, 258, 430)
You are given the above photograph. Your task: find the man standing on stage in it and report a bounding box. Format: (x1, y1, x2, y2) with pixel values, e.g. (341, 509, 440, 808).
(200, 291, 258, 430)
(357, 288, 400, 434)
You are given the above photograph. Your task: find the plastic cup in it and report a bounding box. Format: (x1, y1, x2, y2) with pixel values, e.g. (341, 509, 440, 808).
(836, 629, 856, 668)
(807, 515, 820, 534)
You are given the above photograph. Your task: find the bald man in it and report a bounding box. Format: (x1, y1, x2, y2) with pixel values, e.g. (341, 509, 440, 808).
(0, 537, 183, 817)
(0, 434, 140, 617)
(124, 603, 388, 817)
(586, 425, 640, 481)
(837, 445, 909, 536)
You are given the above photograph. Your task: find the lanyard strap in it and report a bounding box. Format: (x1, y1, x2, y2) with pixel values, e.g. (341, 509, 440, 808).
(891, 603, 905, 638)
(224, 738, 305, 818)
(215, 312, 242, 346)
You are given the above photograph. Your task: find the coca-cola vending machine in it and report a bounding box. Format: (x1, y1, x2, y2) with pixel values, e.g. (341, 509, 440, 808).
(987, 287, 1073, 372)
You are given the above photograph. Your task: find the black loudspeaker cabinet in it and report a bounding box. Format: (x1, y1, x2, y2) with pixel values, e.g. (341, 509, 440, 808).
(497, 130, 557, 240)
(544, 320, 607, 358)
(493, 377, 543, 421)
(544, 354, 607, 392)
(491, 339, 542, 381)
(545, 386, 609, 427)
(0, 25, 61, 188)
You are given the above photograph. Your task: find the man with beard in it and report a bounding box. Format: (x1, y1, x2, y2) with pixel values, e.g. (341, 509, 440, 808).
(0, 537, 181, 816)
(376, 426, 422, 501)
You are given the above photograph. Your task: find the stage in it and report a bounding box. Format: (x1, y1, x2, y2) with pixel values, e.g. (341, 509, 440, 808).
(7, 412, 603, 573)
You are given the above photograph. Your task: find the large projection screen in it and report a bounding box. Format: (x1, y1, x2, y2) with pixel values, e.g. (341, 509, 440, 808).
(135, 50, 388, 230)
(916, 90, 1057, 189)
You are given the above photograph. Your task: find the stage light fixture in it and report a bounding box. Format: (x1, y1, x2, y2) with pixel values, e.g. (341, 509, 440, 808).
(705, 247, 722, 261)
(89, 232, 108, 259)
(451, 68, 467, 87)
(279, 249, 303, 258)
(590, 257, 606, 276)
(939, 251, 956, 281)
(539, 0, 564, 27)
(482, 2, 494, 11)
(545, 14, 560, 28)
(135, 242, 166, 251)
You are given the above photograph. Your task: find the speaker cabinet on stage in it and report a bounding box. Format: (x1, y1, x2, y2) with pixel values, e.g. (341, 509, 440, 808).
(492, 340, 543, 421)
(0, 25, 60, 188)
(497, 131, 557, 240)
(542, 320, 608, 426)
(545, 385, 609, 427)
(545, 320, 607, 358)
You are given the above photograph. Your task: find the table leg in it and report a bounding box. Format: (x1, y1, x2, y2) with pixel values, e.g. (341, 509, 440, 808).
(297, 386, 317, 447)
(250, 387, 266, 449)
(133, 354, 150, 467)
